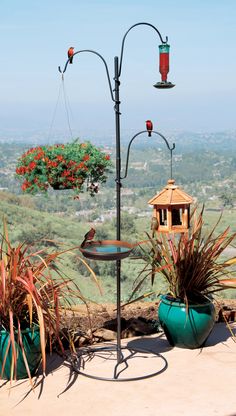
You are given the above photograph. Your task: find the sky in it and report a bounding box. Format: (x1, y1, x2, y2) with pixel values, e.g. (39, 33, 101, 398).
(0, 0, 236, 141)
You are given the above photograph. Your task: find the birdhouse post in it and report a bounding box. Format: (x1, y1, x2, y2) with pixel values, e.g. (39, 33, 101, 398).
(148, 179, 193, 234)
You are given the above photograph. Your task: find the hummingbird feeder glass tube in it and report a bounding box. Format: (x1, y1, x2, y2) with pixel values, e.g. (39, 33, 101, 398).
(159, 44, 170, 82)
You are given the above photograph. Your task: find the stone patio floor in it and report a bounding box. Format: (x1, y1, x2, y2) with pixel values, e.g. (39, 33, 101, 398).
(1, 322, 236, 416)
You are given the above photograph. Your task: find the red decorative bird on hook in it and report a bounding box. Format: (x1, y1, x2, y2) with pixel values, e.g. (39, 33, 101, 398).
(67, 47, 74, 64)
(146, 120, 153, 137)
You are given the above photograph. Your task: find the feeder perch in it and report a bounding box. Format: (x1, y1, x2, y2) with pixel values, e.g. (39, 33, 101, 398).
(148, 179, 193, 234)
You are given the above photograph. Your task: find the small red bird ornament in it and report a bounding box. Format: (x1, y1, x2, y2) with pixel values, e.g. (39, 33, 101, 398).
(68, 47, 74, 64)
(81, 228, 96, 248)
(146, 120, 153, 137)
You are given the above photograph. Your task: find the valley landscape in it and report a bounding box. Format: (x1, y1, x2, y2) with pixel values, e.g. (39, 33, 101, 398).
(0, 131, 235, 304)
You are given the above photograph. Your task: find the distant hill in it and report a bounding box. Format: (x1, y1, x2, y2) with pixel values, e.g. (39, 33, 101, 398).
(0, 130, 236, 152)
(172, 131, 236, 152)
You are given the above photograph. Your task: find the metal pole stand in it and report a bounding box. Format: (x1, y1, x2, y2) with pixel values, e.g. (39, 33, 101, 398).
(68, 257, 168, 381)
(58, 21, 174, 382)
(69, 345, 168, 382)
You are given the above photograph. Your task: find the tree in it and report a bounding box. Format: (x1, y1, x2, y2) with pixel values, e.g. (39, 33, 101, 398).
(219, 193, 234, 208)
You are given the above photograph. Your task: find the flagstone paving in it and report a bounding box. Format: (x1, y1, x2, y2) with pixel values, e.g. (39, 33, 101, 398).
(1, 323, 236, 416)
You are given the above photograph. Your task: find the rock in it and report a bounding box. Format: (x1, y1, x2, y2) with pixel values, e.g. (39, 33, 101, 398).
(125, 317, 156, 336)
(77, 336, 88, 346)
(100, 312, 111, 319)
(103, 317, 127, 332)
(121, 328, 137, 338)
(92, 328, 117, 341)
(90, 316, 159, 342)
(218, 307, 236, 323)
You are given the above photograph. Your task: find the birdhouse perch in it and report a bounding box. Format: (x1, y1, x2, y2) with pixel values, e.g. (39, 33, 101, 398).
(148, 179, 193, 234)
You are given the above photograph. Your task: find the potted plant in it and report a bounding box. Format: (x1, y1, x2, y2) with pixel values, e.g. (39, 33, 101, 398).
(15, 140, 112, 197)
(0, 219, 99, 382)
(131, 208, 236, 349)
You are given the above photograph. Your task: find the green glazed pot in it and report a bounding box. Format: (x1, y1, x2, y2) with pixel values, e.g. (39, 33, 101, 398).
(158, 295, 216, 349)
(0, 327, 41, 379)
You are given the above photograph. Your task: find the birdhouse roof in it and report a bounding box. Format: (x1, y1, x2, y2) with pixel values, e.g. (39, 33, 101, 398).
(148, 179, 193, 206)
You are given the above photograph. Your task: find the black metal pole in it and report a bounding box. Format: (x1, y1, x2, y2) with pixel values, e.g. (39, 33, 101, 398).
(114, 57, 121, 241)
(114, 56, 122, 365)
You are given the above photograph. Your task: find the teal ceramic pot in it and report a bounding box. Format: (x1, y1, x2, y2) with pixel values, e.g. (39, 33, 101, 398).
(158, 295, 216, 349)
(0, 327, 41, 379)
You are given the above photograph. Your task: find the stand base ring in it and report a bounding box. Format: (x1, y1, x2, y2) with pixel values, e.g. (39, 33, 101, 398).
(67, 344, 168, 382)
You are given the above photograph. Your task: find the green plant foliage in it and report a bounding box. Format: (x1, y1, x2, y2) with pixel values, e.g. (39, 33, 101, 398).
(15, 140, 112, 196)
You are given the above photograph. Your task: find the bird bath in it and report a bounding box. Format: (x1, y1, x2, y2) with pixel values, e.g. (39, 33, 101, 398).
(79, 240, 134, 261)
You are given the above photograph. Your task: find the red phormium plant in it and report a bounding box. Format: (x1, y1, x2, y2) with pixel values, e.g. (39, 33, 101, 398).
(15, 140, 112, 197)
(0, 220, 100, 382)
(131, 207, 236, 304)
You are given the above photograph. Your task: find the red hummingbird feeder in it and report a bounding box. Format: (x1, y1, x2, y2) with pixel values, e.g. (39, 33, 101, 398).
(154, 43, 175, 89)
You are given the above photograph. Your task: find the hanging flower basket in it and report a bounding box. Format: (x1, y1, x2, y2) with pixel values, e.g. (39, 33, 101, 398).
(15, 141, 112, 197)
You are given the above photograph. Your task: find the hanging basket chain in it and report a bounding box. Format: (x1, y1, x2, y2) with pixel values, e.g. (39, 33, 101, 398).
(61, 75, 74, 140)
(47, 76, 63, 143)
(47, 74, 74, 143)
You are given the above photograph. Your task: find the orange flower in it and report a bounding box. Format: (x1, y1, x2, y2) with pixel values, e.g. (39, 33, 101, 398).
(16, 166, 26, 175)
(34, 151, 44, 160)
(21, 181, 30, 191)
(62, 170, 70, 177)
(47, 161, 58, 168)
(68, 160, 76, 166)
(83, 154, 90, 161)
(77, 162, 85, 169)
(29, 161, 37, 170)
(56, 155, 64, 162)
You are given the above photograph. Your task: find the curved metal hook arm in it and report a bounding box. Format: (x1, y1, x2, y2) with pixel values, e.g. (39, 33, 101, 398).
(121, 130, 175, 180)
(118, 22, 168, 77)
(58, 49, 115, 102)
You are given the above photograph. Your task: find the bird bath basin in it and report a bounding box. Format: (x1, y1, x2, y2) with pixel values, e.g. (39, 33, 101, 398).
(79, 240, 134, 261)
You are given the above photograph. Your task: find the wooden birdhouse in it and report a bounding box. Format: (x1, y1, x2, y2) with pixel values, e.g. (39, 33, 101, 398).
(148, 179, 193, 234)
